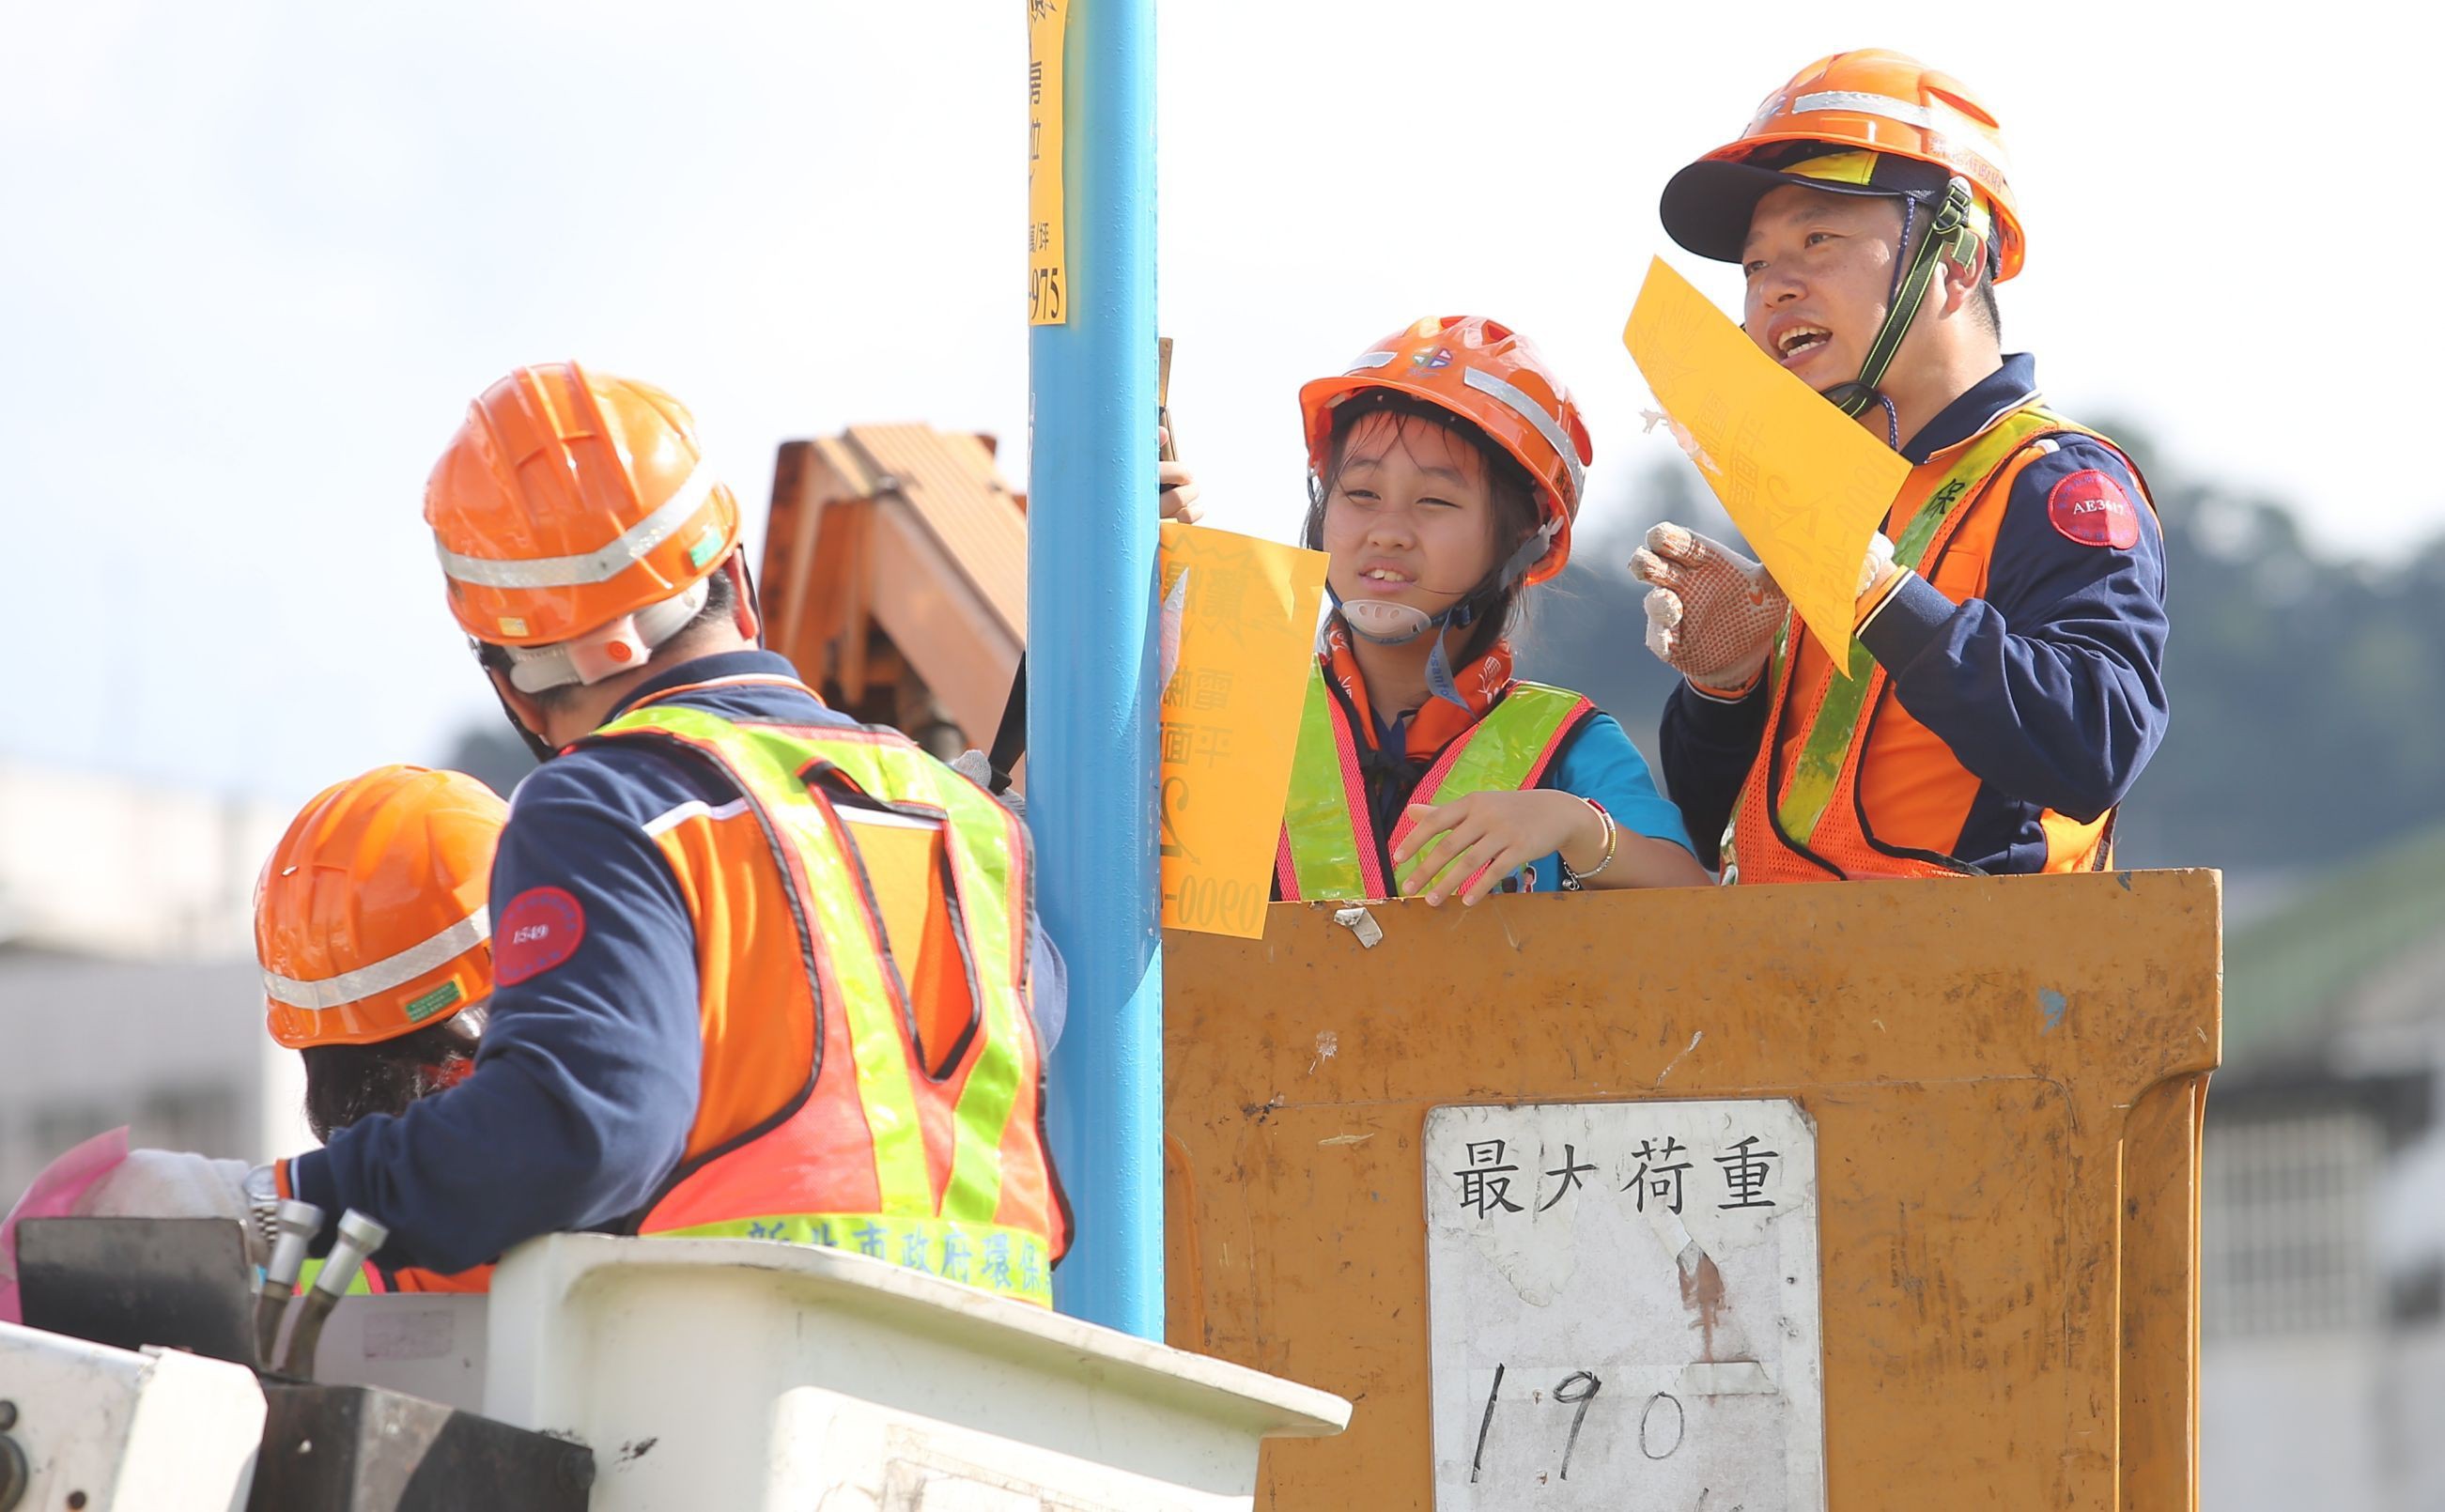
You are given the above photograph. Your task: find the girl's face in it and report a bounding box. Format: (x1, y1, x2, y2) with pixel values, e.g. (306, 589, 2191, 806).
(1320, 410, 1501, 621)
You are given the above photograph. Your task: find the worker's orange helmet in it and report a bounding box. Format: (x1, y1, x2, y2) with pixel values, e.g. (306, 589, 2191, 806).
(426, 362, 742, 689)
(255, 766, 507, 1050)
(1660, 49, 2026, 282)
(1298, 316, 1592, 586)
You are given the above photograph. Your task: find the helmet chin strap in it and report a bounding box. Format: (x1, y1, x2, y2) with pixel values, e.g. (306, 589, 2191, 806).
(481, 665, 560, 764)
(1819, 176, 1979, 445)
(1329, 516, 1563, 707)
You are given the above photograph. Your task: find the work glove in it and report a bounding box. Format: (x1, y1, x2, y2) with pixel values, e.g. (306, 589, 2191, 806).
(949, 749, 1028, 823)
(72, 1150, 280, 1269)
(1854, 532, 1906, 628)
(1629, 524, 1787, 694)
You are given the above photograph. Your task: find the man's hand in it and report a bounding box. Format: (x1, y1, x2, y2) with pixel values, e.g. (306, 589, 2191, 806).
(948, 749, 1027, 822)
(1392, 790, 1601, 906)
(75, 1150, 280, 1269)
(1158, 425, 1202, 523)
(1629, 524, 1787, 693)
(1854, 531, 1904, 625)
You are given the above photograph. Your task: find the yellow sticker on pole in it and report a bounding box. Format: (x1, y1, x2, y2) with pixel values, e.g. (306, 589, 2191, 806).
(1156, 523, 1328, 938)
(1622, 257, 1910, 662)
(1026, 0, 1068, 326)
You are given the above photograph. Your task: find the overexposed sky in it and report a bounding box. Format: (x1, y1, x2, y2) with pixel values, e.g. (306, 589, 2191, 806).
(4, 2, 2424, 805)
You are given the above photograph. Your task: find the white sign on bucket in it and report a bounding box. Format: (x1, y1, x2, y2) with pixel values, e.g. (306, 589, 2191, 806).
(1423, 1098, 1826, 1509)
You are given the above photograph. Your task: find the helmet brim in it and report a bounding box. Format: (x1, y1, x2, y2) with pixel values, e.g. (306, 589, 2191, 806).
(1659, 158, 1922, 266)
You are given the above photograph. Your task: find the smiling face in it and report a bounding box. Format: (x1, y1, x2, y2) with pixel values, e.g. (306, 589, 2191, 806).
(1741, 182, 1910, 392)
(1318, 409, 1504, 618)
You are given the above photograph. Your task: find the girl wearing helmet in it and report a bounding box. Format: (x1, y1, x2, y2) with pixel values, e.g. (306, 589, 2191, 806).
(1246, 316, 1709, 904)
(252, 764, 507, 1293)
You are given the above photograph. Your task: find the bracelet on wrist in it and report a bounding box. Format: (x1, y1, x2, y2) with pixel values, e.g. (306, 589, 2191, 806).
(1575, 798, 1619, 880)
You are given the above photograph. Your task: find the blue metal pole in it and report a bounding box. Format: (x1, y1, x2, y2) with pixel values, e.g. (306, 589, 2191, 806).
(1029, 0, 1161, 1337)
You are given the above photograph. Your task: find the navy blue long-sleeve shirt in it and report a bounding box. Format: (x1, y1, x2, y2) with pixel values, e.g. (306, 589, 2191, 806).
(289, 650, 1066, 1273)
(1662, 355, 2170, 873)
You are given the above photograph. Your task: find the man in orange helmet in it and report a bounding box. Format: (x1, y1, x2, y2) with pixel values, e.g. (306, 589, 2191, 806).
(4, 766, 503, 1300)
(255, 765, 505, 1293)
(270, 363, 1071, 1303)
(1633, 49, 2170, 882)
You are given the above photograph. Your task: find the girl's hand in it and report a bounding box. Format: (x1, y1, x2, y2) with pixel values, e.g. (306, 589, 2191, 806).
(1158, 425, 1203, 522)
(1392, 790, 1603, 906)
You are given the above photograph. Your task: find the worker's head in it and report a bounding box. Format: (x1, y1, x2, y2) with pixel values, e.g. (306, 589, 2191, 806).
(1734, 174, 1996, 388)
(1297, 316, 1589, 662)
(424, 362, 762, 753)
(1659, 50, 2019, 423)
(255, 766, 505, 1142)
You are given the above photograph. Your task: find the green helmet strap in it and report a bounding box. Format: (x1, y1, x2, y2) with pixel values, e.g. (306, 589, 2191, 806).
(1823, 176, 1979, 424)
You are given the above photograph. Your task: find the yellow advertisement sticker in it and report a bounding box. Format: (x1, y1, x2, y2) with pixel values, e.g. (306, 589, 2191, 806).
(1622, 257, 1910, 662)
(1156, 523, 1328, 938)
(1026, 1, 1067, 326)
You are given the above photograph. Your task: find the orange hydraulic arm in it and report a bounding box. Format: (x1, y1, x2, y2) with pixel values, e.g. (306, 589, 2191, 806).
(759, 425, 1026, 754)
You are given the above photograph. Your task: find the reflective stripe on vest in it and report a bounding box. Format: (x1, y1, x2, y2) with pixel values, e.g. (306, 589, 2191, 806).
(1277, 663, 1594, 902)
(1771, 409, 2061, 846)
(587, 700, 1063, 1307)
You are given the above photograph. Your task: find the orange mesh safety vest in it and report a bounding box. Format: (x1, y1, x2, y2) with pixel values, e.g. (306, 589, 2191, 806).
(1277, 661, 1594, 902)
(1725, 402, 2156, 884)
(298, 1258, 492, 1295)
(577, 683, 1069, 1305)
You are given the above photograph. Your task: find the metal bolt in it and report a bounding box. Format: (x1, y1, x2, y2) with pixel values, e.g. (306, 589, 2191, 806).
(0, 1403, 13, 1430)
(68, 1493, 86, 1510)
(0, 1434, 24, 1512)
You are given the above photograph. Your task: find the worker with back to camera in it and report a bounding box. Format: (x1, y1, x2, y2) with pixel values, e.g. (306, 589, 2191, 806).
(1631, 49, 2170, 881)
(255, 764, 509, 1293)
(2, 765, 505, 1295)
(259, 362, 1070, 1302)
(1171, 316, 1710, 903)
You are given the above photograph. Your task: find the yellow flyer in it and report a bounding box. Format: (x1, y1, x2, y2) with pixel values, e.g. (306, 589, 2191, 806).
(1622, 257, 1910, 661)
(1025, 1, 1067, 326)
(1156, 522, 1327, 938)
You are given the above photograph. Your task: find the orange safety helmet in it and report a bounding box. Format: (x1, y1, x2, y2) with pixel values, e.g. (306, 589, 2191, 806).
(1660, 49, 2026, 281)
(425, 362, 743, 689)
(1298, 316, 1592, 586)
(256, 766, 508, 1049)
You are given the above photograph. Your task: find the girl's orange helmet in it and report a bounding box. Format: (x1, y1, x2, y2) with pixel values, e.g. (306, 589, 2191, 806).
(425, 362, 742, 652)
(1298, 316, 1592, 585)
(1661, 49, 2027, 281)
(255, 766, 507, 1049)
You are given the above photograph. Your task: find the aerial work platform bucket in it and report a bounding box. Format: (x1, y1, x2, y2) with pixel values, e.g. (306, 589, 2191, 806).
(480, 1233, 1348, 1511)
(1163, 871, 2220, 1509)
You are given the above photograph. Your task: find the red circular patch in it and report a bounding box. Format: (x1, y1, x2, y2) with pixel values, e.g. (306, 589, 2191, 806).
(2047, 469, 2141, 549)
(493, 887, 585, 986)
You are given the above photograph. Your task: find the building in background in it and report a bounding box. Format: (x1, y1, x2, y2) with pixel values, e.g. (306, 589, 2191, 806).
(0, 764, 308, 1196)
(2202, 827, 2445, 1510)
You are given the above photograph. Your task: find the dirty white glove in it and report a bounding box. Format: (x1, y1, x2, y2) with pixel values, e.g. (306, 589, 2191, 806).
(1853, 532, 1907, 629)
(1629, 524, 1787, 693)
(949, 749, 1027, 823)
(72, 1150, 277, 1268)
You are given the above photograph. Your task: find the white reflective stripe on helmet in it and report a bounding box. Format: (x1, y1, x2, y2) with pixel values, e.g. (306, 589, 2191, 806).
(262, 906, 490, 1012)
(503, 577, 712, 693)
(1462, 366, 1586, 508)
(1350, 350, 1399, 370)
(435, 460, 719, 591)
(1789, 90, 2013, 177)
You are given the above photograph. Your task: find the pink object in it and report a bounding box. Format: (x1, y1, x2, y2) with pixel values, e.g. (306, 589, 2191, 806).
(0, 1126, 130, 1323)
